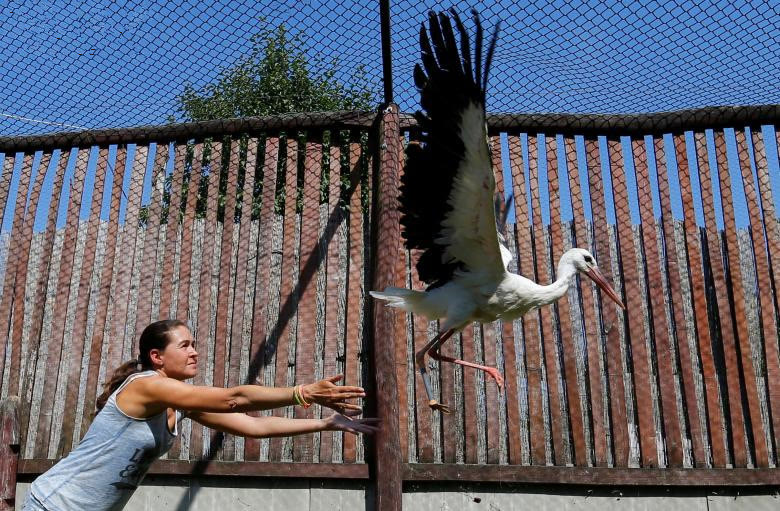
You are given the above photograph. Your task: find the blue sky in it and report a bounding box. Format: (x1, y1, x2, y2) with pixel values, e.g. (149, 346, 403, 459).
(1, 0, 778, 233)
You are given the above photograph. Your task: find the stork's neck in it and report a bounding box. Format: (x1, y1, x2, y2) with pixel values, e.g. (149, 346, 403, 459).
(533, 259, 578, 305)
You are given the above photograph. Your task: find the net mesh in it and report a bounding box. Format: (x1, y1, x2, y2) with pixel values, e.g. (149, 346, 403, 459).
(1, 0, 777, 136)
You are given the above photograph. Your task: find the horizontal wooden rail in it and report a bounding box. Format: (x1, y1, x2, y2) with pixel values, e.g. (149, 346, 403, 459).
(18, 460, 369, 479)
(403, 464, 780, 486)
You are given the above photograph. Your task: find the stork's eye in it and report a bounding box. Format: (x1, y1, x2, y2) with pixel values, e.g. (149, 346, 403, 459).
(584, 255, 593, 264)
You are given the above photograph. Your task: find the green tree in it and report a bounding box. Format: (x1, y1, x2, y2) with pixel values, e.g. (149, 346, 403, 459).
(142, 23, 376, 226)
(176, 24, 374, 121)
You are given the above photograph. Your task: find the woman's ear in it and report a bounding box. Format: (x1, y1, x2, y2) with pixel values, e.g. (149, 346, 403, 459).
(149, 348, 164, 367)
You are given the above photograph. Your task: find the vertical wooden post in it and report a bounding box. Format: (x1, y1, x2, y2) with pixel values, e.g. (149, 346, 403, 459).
(0, 397, 20, 511)
(370, 104, 403, 511)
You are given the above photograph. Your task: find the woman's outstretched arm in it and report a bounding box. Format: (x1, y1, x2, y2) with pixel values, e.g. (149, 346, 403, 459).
(133, 374, 365, 415)
(188, 410, 380, 438)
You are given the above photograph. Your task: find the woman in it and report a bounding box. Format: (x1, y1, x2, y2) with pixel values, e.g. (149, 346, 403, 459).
(23, 319, 378, 510)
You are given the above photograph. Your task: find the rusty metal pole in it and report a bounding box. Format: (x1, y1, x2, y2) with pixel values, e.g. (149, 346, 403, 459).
(0, 397, 20, 511)
(370, 104, 403, 511)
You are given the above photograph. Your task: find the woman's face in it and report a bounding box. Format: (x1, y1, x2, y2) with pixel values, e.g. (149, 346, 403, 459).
(157, 325, 198, 380)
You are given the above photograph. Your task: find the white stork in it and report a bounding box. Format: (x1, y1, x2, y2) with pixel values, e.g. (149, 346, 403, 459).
(371, 10, 625, 413)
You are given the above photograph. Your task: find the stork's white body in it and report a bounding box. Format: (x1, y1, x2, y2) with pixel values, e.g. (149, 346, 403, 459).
(372, 252, 580, 331)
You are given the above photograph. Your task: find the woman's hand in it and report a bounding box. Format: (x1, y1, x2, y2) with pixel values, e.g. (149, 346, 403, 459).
(302, 375, 366, 416)
(323, 413, 380, 435)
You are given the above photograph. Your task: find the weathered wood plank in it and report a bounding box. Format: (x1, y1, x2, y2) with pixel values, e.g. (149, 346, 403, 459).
(630, 138, 684, 467)
(584, 138, 629, 467)
(666, 135, 711, 467)
(529, 134, 564, 465)
(564, 137, 608, 467)
(133, 143, 169, 332)
(749, 129, 780, 459)
(734, 129, 778, 464)
(189, 141, 222, 459)
(548, 135, 587, 466)
(688, 133, 728, 467)
(81, 146, 128, 436)
(213, 140, 241, 460)
(30, 151, 73, 458)
(157, 144, 187, 320)
(293, 136, 323, 463)
(343, 134, 364, 463)
(715, 130, 768, 467)
(320, 133, 343, 463)
(57, 147, 109, 457)
(403, 463, 780, 485)
(269, 136, 300, 462)
(508, 134, 543, 464)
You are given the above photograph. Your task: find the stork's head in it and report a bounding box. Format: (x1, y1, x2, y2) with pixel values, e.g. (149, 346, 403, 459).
(563, 248, 625, 310)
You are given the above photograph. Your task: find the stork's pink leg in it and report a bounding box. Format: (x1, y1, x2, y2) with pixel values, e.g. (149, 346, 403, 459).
(415, 329, 455, 413)
(428, 335, 505, 389)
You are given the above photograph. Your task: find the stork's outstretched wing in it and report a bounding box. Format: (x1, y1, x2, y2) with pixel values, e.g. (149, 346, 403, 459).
(400, 10, 503, 289)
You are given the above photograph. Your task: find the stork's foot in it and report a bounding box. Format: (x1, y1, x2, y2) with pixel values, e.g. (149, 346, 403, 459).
(485, 367, 505, 389)
(428, 399, 452, 414)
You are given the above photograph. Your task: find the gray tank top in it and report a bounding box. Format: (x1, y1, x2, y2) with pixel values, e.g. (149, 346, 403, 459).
(30, 371, 183, 510)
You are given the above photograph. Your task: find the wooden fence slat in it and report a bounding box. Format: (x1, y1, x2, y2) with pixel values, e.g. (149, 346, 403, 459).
(28, 152, 69, 458)
(753, 130, 780, 322)
(157, 144, 188, 320)
(491, 137, 522, 465)
(227, 138, 257, 461)
(244, 136, 280, 461)
(564, 136, 609, 466)
(292, 136, 323, 463)
(0, 156, 14, 234)
(631, 138, 684, 467)
(608, 138, 658, 467)
(508, 134, 543, 464)
(529, 134, 565, 464)
(57, 147, 109, 457)
(343, 135, 364, 463)
(548, 135, 587, 466)
(134, 143, 170, 334)
(164, 143, 202, 462)
(174, 143, 203, 323)
(667, 135, 715, 467)
(708, 131, 749, 466)
(213, 140, 241, 460)
(194, 141, 223, 460)
(111, 145, 149, 367)
(14, 153, 52, 450)
(585, 138, 629, 467)
(734, 129, 778, 464)
(715, 130, 769, 467)
(320, 134, 343, 463)
(5, 154, 36, 398)
(697, 133, 746, 466)
(80, 146, 129, 437)
(686, 134, 728, 467)
(749, 129, 780, 457)
(269, 137, 300, 463)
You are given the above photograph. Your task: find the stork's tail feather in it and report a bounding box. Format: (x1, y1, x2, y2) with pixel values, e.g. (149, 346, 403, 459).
(370, 288, 427, 312)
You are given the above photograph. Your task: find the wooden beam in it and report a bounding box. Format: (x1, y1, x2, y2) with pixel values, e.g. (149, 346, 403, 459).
(369, 104, 403, 511)
(0, 398, 20, 511)
(403, 463, 780, 486)
(17, 459, 369, 479)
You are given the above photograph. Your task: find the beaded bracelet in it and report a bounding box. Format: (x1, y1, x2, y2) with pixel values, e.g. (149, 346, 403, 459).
(293, 385, 311, 409)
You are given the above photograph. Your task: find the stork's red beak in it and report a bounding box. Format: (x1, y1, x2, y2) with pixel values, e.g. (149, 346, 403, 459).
(585, 267, 626, 310)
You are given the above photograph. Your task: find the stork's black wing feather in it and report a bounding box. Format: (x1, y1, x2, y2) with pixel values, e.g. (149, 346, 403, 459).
(400, 10, 504, 289)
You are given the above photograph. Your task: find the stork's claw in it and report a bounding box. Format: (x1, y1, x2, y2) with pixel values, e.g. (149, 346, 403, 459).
(428, 399, 452, 414)
(485, 367, 504, 389)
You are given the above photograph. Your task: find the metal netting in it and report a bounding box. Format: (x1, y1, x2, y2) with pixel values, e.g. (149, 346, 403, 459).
(1, 0, 778, 136)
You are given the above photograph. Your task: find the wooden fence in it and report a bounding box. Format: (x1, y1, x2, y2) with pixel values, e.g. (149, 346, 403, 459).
(0, 107, 779, 509)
